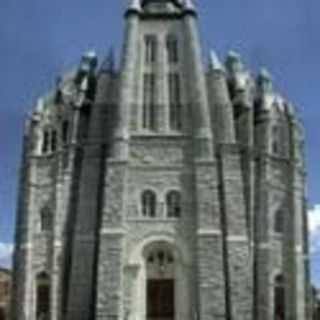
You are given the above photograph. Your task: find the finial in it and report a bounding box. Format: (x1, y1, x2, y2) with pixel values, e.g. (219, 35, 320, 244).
(83, 50, 97, 59)
(80, 50, 98, 72)
(209, 50, 224, 72)
(226, 50, 243, 73)
(258, 67, 272, 81)
(227, 50, 241, 62)
(127, 0, 141, 13)
(257, 67, 273, 94)
(184, 0, 197, 14)
(285, 102, 295, 117)
(101, 48, 115, 74)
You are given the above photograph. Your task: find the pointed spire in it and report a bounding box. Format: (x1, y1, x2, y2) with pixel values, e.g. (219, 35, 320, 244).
(209, 50, 224, 72)
(100, 48, 115, 74)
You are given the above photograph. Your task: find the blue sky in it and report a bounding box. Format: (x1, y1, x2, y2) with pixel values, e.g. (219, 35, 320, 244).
(0, 0, 319, 286)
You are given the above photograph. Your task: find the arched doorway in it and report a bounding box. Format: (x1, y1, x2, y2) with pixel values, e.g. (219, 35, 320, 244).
(128, 237, 192, 320)
(146, 247, 175, 320)
(36, 272, 50, 320)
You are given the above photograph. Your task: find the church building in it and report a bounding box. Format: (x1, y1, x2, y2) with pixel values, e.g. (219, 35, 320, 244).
(12, 1, 311, 319)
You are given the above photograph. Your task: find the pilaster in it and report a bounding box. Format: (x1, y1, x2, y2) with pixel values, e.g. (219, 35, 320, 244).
(217, 144, 253, 320)
(183, 12, 214, 159)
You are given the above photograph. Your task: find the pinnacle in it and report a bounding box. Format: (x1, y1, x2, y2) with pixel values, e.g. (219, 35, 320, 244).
(128, 0, 142, 12)
(83, 50, 97, 59)
(258, 67, 272, 81)
(184, 0, 196, 12)
(209, 50, 224, 72)
(227, 50, 241, 62)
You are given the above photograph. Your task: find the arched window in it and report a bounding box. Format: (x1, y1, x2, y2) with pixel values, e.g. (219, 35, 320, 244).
(274, 274, 285, 320)
(166, 34, 178, 63)
(142, 190, 157, 218)
(168, 73, 182, 131)
(145, 34, 157, 64)
(272, 125, 281, 155)
(42, 130, 50, 154)
(51, 130, 57, 152)
(274, 210, 284, 234)
(62, 120, 69, 144)
(36, 272, 50, 320)
(166, 191, 181, 218)
(40, 206, 52, 232)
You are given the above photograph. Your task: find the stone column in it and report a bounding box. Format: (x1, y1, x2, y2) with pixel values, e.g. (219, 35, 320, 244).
(13, 118, 38, 320)
(253, 111, 272, 320)
(286, 118, 308, 320)
(217, 144, 253, 320)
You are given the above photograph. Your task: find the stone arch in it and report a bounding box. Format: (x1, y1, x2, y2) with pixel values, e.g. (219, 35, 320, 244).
(127, 235, 192, 320)
(129, 234, 190, 266)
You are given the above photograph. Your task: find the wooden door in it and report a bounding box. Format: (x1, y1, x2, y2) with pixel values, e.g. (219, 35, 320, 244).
(147, 279, 174, 320)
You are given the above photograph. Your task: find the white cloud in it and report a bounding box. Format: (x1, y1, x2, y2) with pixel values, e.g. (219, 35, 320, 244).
(309, 205, 320, 233)
(0, 242, 13, 268)
(309, 205, 320, 255)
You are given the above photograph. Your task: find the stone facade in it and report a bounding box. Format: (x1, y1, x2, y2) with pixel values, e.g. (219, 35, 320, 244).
(12, 1, 311, 320)
(0, 268, 11, 320)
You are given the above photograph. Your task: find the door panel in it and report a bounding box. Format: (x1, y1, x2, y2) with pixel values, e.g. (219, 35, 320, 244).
(147, 279, 174, 320)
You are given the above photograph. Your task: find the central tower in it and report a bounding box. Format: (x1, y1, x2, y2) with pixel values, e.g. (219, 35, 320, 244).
(64, 1, 253, 320)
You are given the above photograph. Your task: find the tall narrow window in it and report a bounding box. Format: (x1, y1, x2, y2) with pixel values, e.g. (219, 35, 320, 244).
(142, 190, 157, 218)
(166, 34, 178, 63)
(40, 206, 52, 232)
(274, 274, 285, 320)
(51, 130, 57, 152)
(145, 35, 157, 64)
(274, 210, 284, 234)
(166, 191, 181, 218)
(168, 73, 182, 130)
(36, 272, 50, 320)
(42, 131, 49, 154)
(272, 125, 280, 155)
(62, 120, 69, 144)
(143, 73, 156, 130)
